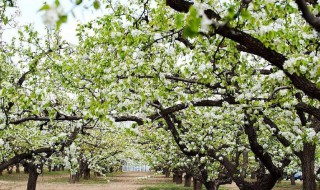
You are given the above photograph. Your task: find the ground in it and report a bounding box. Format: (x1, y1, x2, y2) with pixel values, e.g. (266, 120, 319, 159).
(0, 170, 305, 190)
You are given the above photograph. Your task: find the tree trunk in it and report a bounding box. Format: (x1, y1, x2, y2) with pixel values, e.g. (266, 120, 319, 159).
(6, 166, 13, 174)
(175, 172, 183, 184)
(300, 143, 317, 190)
(48, 165, 52, 172)
(204, 181, 219, 190)
(290, 173, 295, 185)
(83, 168, 90, 180)
(27, 164, 39, 190)
(24, 165, 29, 174)
(75, 172, 80, 182)
(173, 173, 177, 183)
(241, 151, 249, 178)
(70, 172, 80, 183)
(15, 164, 20, 173)
(193, 179, 202, 190)
(69, 173, 77, 184)
(250, 171, 256, 179)
(165, 169, 170, 178)
(184, 173, 192, 187)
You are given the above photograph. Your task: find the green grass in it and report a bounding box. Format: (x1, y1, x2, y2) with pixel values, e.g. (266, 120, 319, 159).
(138, 183, 192, 190)
(274, 181, 303, 189)
(138, 183, 230, 190)
(0, 172, 28, 181)
(47, 172, 115, 184)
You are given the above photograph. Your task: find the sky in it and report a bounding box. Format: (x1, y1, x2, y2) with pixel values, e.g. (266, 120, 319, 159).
(3, 0, 104, 44)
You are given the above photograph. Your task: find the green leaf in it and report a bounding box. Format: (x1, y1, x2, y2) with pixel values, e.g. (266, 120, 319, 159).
(93, 1, 100, 9)
(175, 13, 184, 28)
(182, 26, 198, 38)
(56, 15, 68, 29)
(3, 16, 8, 25)
(38, 4, 50, 12)
(240, 9, 251, 19)
(76, 0, 83, 5)
(182, 6, 201, 38)
(55, 0, 60, 6)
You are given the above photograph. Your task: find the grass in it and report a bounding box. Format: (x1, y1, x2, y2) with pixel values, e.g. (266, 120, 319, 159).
(138, 183, 192, 190)
(274, 181, 303, 190)
(0, 170, 115, 185)
(46, 172, 117, 184)
(138, 180, 307, 190)
(0, 172, 28, 181)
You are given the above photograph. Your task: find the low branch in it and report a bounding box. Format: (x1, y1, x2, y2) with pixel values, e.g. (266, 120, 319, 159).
(10, 115, 82, 125)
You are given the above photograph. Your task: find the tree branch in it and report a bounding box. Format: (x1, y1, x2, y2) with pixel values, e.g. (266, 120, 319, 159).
(165, 0, 320, 102)
(10, 115, 82, 125)
(295, 102, 320, 122)
(295, 0, 320, 32)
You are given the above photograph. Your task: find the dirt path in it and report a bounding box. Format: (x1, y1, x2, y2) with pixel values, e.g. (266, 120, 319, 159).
(0, 171, 163, 190)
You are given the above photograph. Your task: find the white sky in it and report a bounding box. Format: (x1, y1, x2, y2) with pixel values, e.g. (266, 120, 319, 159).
(3, 0, 104, 44)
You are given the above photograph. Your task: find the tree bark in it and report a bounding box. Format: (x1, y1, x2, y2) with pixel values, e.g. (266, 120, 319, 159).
(27, 163, 39, 190)
(69, 173, 77, 184)
(290, 173, 296, 185)
(6, 166, 13, 174)
(193, 179, 202, 190)
(165, 168, 170, 178)
(184, 173, 192, 187)
(241, 151, 249, 178)
(250, 171, 256, 179)
(300, 143, 317, 190)
(175, 172, 183, 184)
(203, 181, 219, 190)
(15, 164, 20, 173)
(83, 167, 90, 180)
(53, 165, 58, 171)
(75, 172, 80, 182)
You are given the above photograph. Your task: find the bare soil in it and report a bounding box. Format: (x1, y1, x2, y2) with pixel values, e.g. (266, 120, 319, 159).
(0, 171, 305, 190)
(0, 171, 170, 190)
